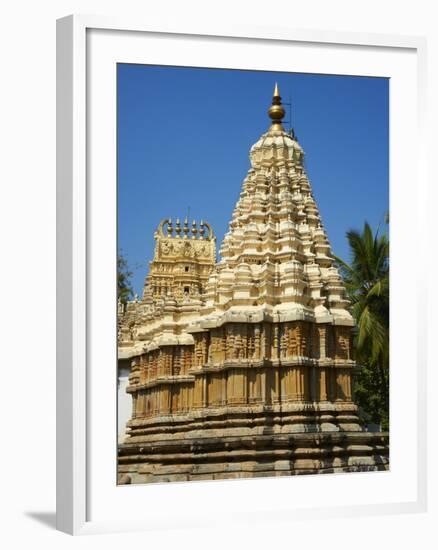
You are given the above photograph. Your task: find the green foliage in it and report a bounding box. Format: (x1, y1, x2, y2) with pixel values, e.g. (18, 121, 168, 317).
(118, 252, 133, 305)
(334, 222, 389, 431)
(354, 362, 389, 431)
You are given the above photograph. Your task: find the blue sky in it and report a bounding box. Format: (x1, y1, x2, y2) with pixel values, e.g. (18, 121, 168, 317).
(118, 64, 389, 297)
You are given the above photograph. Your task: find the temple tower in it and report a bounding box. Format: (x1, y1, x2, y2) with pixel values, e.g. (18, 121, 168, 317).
(146, 218, 215, 301)
(118, 86, 389, 483)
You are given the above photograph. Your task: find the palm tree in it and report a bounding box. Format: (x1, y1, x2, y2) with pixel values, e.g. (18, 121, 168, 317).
(335, 222, 389, 430)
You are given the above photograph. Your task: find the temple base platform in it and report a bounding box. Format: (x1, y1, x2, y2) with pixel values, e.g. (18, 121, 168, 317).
(118, 407, 389, 484)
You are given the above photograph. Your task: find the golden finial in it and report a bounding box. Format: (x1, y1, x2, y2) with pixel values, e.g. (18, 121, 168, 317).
(268, 82, 285, 130)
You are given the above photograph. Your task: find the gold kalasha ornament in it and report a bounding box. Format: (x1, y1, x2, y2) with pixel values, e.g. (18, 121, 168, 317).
(268, 82, 286, 129)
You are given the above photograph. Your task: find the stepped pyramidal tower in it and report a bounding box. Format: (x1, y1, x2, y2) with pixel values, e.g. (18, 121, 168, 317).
(118, 85, 389, 484)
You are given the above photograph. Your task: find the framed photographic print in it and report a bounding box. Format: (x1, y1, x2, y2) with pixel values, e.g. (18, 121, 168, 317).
(56, 15, 427, 535)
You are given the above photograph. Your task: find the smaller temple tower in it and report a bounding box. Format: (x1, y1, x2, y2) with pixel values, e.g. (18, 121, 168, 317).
(146, 218, 216, 301)
(118, 217, 216, 353)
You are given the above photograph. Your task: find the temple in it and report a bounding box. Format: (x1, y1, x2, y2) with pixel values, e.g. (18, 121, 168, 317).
(117, 85, 389, 484)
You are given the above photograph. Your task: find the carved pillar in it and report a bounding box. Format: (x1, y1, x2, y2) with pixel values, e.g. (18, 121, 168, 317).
(144, 391, 151, 417)
(229, 368, 247, 404)
(222, 372, 227, 406)
(225, 325, 234, 360)
(227, 369, 235, 404)
(207, 374, 213, 406)
(161, 385, 170, 414)
(241, 325, 248, 359)
(180, 347, 185, 374)
(249, 367, 262, 403)
(169, 347, 174, 375)
(318, 325, 327, 360)
(153, 387, 158, 415)
(144, 354, 149, 383)
(171, 385, 180, 413)
(187, 383, 193, 410)
(281, 367, 291, 401)
(203, 374, 208, 407)
(158, 351, 164, 377)
(193, 375, 203, 408)
(280, 325, 288, 359)
(254, 324, 261, 360)
(319, 368, 328, 401)
(346, 370, 352, 401)
(136, 391, 144, 417)
(131, 394, 138, 419)
(205, 333, 210, 364)
(272, 324, 279, 360)
(255, 369, 263, 403)
(335, 368, 352, 401)
(174, 346, 181, 375)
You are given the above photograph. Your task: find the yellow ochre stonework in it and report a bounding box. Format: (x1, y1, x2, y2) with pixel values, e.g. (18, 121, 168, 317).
(117, 85, 389, 484)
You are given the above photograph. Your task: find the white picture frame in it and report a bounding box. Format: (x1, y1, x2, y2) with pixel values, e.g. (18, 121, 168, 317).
(56, 14, 428, 535)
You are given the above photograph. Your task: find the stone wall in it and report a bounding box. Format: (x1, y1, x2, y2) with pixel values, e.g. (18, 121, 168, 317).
(125, 321, 356, 428)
